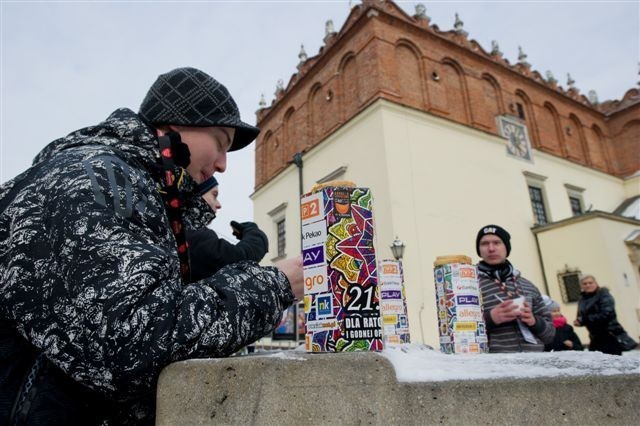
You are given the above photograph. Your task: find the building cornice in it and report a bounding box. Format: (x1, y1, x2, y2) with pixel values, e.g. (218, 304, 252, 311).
(257, 0, 637, 125)
(531, 210, 640, 234)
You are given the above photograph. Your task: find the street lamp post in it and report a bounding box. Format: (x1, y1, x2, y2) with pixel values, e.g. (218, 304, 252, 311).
(291, 152, 304, 348)
(390, 236, 405, 261)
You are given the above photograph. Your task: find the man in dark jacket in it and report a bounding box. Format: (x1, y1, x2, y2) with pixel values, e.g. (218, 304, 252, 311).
(475, 224, 555, 352)
(0, 67, 302, 424)
(189, 176, 269, 281)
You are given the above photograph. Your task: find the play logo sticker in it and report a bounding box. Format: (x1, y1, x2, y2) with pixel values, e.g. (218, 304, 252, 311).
(303, 245, 325, 267)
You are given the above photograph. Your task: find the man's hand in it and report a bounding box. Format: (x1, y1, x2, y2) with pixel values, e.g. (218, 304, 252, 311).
(490, 300, 519, 325)
(519, 301, 536, 327)
(563, 340, 574, 349)
(573, 319, 582, 327)
(275, 256, 303, 301)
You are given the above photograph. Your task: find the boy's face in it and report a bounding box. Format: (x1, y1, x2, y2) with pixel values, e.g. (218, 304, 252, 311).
(202, 186, 221, 215)
(159, 125, 235, 183)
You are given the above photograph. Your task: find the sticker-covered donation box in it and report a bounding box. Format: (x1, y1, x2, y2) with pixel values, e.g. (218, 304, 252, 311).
(433, 255, 489, 354)
(378, 260, 410, 345)
(301, 184, 383, 352)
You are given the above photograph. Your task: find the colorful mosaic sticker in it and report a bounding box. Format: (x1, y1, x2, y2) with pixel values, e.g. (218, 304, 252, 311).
(302, 187, 383, 352)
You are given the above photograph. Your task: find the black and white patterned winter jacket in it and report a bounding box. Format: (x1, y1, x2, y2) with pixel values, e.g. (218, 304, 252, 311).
(0, 109, 294, 420)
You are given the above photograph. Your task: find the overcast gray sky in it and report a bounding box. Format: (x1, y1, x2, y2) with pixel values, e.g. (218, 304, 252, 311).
(1, 0, 638, 241)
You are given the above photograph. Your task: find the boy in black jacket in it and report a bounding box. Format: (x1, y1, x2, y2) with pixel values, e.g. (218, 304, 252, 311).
(543, 296, 583, 351)
(188, 176, 268, 281)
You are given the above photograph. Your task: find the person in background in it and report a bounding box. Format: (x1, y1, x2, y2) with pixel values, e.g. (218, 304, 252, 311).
(542, 296, 583, 351)
(188, 176, 269, 281)
(475, 224, 555, 352)
(574, 275, 636, 355)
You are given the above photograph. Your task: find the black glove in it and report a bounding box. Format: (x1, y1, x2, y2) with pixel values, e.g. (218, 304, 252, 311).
(230, 221, 259, 240)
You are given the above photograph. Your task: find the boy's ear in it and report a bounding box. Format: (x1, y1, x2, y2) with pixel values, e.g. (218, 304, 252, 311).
(155, 125, 175, 137)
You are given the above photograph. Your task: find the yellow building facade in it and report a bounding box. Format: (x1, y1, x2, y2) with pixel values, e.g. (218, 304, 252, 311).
(251, 1, 640, 347)
(253, 100, 640, 346)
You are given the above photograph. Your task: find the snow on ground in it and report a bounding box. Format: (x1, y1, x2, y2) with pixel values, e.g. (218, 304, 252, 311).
(196, 344, 639, 382)
(380, 344, 640, 382)
(259, 351, 307, 361)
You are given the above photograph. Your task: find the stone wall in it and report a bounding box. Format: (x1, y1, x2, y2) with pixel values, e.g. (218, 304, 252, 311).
(156, 352, 639, 425)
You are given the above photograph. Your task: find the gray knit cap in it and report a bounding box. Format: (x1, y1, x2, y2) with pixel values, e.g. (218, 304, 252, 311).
(542, 295, 560, 311)
(139, 67, 259, 152)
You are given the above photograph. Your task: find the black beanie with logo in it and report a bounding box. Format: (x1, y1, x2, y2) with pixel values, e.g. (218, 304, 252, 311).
(476, 224, 511, 257)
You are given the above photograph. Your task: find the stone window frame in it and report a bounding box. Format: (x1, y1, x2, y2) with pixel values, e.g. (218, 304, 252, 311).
(316, 165, 348, 185)
(564, 183, 586, 216)
(557, 267, 582, 303)
(523, 171, 551, 225)
(267, 202, 288, 261)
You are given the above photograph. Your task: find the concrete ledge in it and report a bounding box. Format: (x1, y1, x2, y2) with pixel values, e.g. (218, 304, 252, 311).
(156, 352, 639, 425)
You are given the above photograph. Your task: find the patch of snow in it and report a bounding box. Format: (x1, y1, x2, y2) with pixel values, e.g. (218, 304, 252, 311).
(258, 351, 307, 361)
(380, 344, 640, 382)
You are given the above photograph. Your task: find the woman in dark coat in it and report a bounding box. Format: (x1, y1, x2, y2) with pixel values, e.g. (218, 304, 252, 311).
(573, 275, 625, 355)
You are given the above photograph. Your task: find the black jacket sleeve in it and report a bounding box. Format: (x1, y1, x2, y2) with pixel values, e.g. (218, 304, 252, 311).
(582, 290, 616, 328)
(2, 150, 293, 400)
(188, 223, 268, 281)
(570, 326, 584, 351)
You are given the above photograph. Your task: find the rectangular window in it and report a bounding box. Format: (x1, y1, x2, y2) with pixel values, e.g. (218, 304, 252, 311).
(528, 185, 548, 225)
(277, 218, 286, 258)
(267, 202, 288, 262)
(564, 184, 586, 218)
(558, 272, 582, 303)
(569, 196, 583, 216)
(524, 172, 551, 226)
(516, 103, 525, 120)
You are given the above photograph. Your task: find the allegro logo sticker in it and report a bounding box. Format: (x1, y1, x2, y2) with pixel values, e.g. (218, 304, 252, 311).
(303, 265, 329, 295)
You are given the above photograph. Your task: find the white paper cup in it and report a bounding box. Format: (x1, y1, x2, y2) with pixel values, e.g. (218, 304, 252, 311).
(511, 296, 525, 314)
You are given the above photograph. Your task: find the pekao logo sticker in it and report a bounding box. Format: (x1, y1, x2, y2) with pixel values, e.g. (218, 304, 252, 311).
(301, 220, 326, 249)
